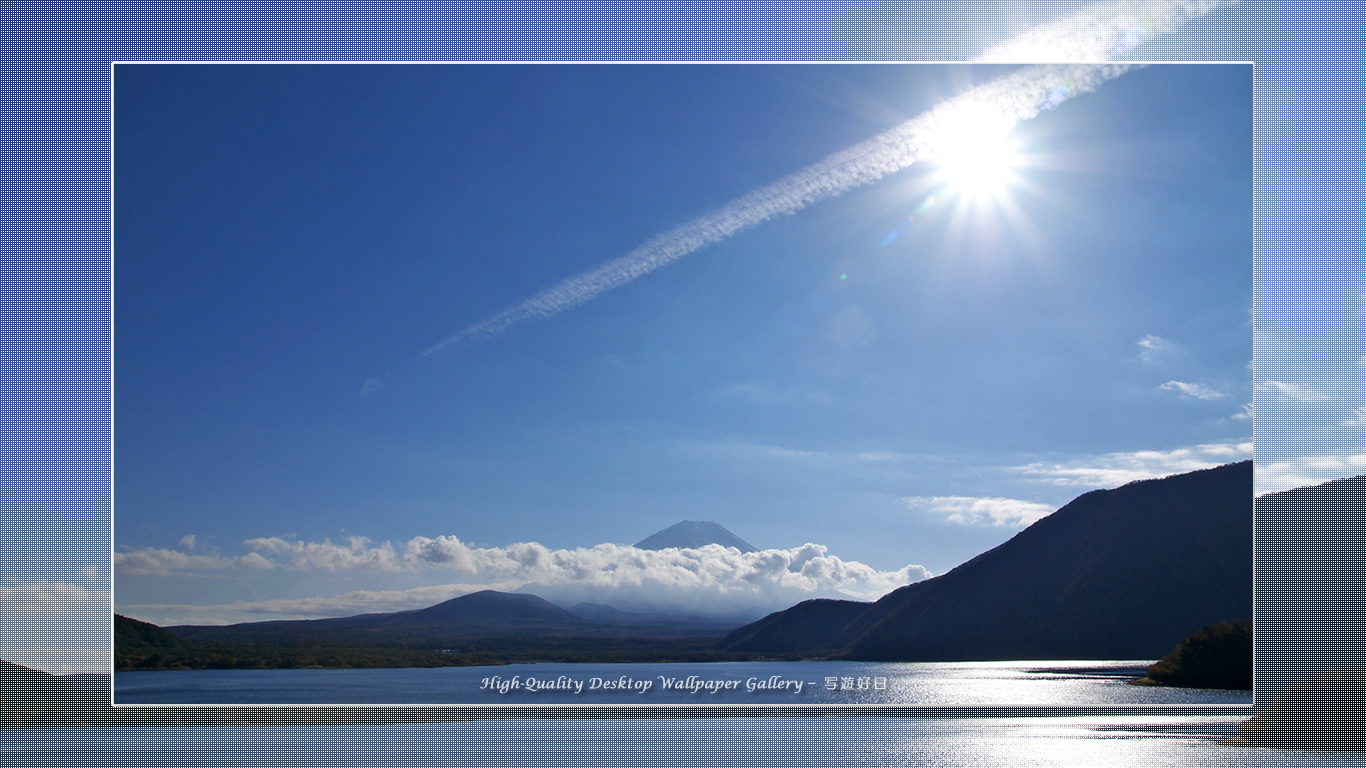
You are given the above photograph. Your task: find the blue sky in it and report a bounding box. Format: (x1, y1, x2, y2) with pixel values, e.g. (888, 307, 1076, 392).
(112, 63, 1252, 625)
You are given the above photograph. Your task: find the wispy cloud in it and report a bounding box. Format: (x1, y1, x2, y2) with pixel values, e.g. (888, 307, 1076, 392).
(1017, 440, 1253, 488)
(900, 495, 1056, 527)
(1160, 380, 1225, 400)
(422, 63, 1138, 355)
(1138, 334, 1172, 365)
(1231, 401, 1254, 421)
(359, 377, 386, 396)
(1257, 380, 1331, 402)
(1342, 407, 1366, 427)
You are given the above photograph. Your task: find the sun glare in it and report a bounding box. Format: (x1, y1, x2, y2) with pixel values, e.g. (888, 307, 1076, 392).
(929, 105, 1022, 201)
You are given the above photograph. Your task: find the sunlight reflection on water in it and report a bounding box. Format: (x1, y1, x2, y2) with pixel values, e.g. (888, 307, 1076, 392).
(9, 717, 1365, 767)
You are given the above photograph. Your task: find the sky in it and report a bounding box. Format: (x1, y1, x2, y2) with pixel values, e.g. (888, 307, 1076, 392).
(110, 62, 1253, 627)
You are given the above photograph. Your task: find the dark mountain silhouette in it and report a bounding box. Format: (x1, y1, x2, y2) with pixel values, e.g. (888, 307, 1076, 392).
(721, 461, 1252, 661)
(720, 598, 871, 654)
(1252, 473, 1366, 702)
(1133, 619, 1253, 690)
(0, 660, 102, 707)
(635, 520, 758, 552)
(116, 613, 191, 650)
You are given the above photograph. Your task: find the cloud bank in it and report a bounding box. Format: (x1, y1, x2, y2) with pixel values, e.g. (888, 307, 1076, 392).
(117, 535, 932, 622)
(114, 547, 275, 577)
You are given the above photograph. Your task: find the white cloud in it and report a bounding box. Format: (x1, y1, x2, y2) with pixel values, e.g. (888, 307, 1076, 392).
(899, 495, 1056, 527)
(400, 537, 933, 607)
(1138, 334, 1172, 365)
(244, 535, 405, 573)
(1231, 401, 1254, 421)
(1160, 380, 1225, 400)
(114, 546, 275, 577)
(1256, 380, 1331, 402)
(1016, 440, 1253, 489)
(360, 377, 386, 396)
(178, 534, 196, 551)
(1257, 454, 1366, 496)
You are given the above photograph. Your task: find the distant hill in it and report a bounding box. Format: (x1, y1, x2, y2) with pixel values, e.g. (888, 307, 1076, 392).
(169, 590, 587, 645)
(118, 591, 752, 671)
(721, 461, 1252, 661)
(635, 520, 758, 552)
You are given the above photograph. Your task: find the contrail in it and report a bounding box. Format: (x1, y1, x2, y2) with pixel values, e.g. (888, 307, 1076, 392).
(977, 0, 1240, 61)
(421, 0, 1236, 357)
(422, 63, 1132, 356)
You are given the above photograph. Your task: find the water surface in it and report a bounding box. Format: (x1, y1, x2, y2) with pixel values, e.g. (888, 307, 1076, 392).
(8, 716, 1364, 767)
(115, 660, 1252, 706)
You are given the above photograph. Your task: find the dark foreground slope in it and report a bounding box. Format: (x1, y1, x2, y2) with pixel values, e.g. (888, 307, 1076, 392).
(721, 599, 871, 654)
(0, 660, 103, 707)
(723, 461, 1252, 661)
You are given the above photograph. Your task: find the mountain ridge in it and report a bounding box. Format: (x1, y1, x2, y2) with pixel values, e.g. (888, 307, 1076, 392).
(721, 461, 1253, 661)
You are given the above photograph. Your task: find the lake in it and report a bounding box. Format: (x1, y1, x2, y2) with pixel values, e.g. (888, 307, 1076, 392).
(115, 659, 1252, 705)
(8, 716, 1366, 767)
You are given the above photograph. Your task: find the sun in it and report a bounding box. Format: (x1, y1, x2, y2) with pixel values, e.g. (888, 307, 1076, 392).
(928, 105, 1022, 202)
